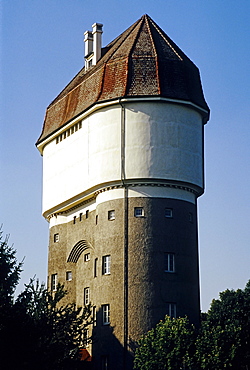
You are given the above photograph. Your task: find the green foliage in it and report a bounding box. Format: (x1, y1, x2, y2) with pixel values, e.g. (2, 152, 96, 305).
(134, 281, 250, 370)
(196, 283, 250, 370)
(0, 228, 23, 309)
(9, 280, 93, 369)
(0, 229, 92, 370)
(134, 316, 195, 370)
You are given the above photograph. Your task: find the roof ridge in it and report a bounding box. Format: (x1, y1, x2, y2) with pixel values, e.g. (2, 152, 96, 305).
(144, 14, 161, 94)
(149, 17, 183, 61)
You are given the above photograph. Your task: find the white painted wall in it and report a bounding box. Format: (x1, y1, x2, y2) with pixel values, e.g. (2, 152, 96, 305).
(42, 101, 203, 216)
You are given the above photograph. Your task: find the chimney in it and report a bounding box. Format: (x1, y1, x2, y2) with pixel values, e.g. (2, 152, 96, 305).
(92, 23, 103, 65)
(84, 30, 93, 69)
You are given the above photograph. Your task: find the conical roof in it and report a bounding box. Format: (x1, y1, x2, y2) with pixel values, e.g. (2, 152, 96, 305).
(37, 14, 209, 144)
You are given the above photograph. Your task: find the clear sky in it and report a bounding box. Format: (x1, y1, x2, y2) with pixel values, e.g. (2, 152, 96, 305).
(1, 0, 250, 312)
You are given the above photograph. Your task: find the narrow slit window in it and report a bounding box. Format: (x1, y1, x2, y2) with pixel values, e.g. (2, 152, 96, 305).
(102, 255, 111, 275)
(102, 304, 110, 325)
(94, 258, 98, 277)
(164, 253, 175, 272)
(167, 303, 176, 318)
(51, 273, 57, 291)
(84, 287, 90, 305)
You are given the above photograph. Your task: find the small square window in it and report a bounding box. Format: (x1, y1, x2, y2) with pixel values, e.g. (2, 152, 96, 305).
(134, 207, 144, 217)
(54, 233, 59, 243)
(51, 273, 57, 291)
(108, 210, 115, 220)
(165, 208, 173, 218)
(102, 304, 110, 325)
(84, 253, 90, 262)
(84, 287, 90, 305)
(66, 271, 72, 281)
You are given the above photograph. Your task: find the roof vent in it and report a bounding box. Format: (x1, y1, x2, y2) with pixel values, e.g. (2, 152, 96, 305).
(84, 23, 103, 70)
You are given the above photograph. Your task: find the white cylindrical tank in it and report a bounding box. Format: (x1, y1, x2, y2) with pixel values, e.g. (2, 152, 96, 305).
(42, 100, 203, 217)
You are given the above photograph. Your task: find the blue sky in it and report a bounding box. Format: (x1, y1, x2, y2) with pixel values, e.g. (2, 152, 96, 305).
(1, 0, 250, 312)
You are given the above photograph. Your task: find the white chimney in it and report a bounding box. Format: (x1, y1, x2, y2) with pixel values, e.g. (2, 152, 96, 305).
(84, 30, 93, 69)
(92, 23, 103, 65)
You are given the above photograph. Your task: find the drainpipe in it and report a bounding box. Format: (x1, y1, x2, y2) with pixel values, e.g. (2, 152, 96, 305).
(119, 99, 129, 370)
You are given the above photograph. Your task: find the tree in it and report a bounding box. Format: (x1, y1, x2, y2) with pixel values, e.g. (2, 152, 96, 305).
(134, 316, 195, 370)
(0, 227, 23, 310)
(0, 229, 93, 370)
(134, 281, 250, 370)
(196, 282, 250, 370)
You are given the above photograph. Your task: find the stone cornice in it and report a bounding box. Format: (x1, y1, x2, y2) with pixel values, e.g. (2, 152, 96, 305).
(46, 179, 202, 220)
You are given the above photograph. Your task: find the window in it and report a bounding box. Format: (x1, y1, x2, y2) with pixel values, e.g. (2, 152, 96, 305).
(165, 208, 173, 218)
(94, 258, 98, 277)
(54, 233, 59, 243)
(102, 304, 110, 325)
(164, 253, 175, 272)
(96, 215, 98, 224)
(86, 210, 89, 219)
(51, 274, 57, 291)
(101, 355, 109, 370)
(73, 216, 76, 224)
(93, 306, 97, 326)
(83, 328, 89, 347)
(108, 210, 115, 220)
(134, 207, 144, 217)
(79, 213, 83, 221)
(84, 287, 90, 305)
(102, 255, 111, 275)
(189, 212, 193, 223)
(84, 253, 90, 262)
(66, 271, 72, 281)
(167, 303, 176, 318)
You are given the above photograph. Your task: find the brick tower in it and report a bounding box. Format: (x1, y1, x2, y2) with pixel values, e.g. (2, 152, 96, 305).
(37, 15, 209, 370)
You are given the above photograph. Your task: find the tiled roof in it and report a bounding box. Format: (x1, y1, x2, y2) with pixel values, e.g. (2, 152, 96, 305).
(37, 14, 209, 144)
